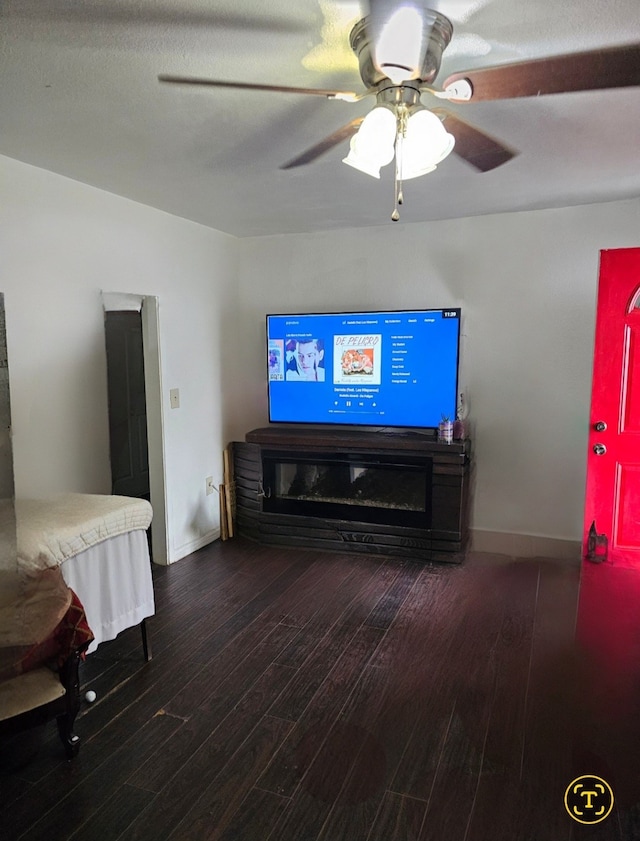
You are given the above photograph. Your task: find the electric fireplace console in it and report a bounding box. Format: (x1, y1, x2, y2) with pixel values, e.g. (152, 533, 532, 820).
(232, 427, 472, 563)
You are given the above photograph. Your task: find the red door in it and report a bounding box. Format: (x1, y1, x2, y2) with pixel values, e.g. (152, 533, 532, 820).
(583, 248, 640, 566)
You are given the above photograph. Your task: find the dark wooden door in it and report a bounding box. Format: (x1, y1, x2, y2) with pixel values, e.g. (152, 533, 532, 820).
(105, 310, 150, 499)
(583, 248, 640, 566)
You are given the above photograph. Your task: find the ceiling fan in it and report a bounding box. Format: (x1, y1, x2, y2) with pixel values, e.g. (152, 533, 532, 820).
(158, 3, 640, 219)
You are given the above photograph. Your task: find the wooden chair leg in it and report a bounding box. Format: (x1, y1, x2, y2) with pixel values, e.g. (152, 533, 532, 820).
(56, 716, 81, 759)
(141, 618, 152, 661)
(56, 648, 83, 759)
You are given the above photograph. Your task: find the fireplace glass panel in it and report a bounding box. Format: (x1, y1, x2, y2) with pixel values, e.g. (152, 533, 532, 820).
(263, 454, 432, 528)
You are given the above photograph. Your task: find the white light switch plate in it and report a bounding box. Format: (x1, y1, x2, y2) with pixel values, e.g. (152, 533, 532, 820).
(170, 388, 180, 409)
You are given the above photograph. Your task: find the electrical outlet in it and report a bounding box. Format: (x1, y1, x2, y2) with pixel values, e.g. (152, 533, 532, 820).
(206, 476, 215, 496)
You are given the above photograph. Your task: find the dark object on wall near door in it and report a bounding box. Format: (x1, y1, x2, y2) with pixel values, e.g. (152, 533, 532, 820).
(586, 520, 608, 563)
(104, 310, 150, 501)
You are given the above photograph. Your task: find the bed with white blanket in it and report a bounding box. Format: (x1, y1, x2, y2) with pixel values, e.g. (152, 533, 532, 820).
(16, 494, 155, 656)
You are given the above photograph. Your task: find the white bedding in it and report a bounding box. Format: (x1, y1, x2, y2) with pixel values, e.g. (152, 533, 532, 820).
(15, 493, 155, 654)
(16, 493, 153, 571)
(60, 530, 154, 653)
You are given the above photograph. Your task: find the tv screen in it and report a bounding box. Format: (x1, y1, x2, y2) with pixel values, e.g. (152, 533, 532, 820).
(266, 308, 461, 429)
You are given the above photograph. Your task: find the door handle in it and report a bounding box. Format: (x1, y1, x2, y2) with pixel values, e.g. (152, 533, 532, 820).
(593, 444, 606, 455)
(593, 421, 607, 432)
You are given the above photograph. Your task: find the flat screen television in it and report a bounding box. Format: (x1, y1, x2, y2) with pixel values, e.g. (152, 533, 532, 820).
(266, 307, 461, 429)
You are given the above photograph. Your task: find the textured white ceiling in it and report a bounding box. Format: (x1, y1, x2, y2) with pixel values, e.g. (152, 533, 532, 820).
(2, 0, 639, 237)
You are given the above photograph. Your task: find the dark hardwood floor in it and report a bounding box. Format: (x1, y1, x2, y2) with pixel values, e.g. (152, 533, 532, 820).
(2, 537, 640, 840)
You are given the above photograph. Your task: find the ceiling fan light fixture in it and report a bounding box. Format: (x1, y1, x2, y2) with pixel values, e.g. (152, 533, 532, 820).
(342, 105, 396, 178)
(401, 108, 456, 175)
(396, 152, 437, 181)
(381, 63, 417, 86)
(343, 146, 384, 178)
(374, 6, 424, 83)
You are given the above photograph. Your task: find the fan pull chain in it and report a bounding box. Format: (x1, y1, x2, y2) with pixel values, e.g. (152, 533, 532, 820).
(392, 163, 404, 221)
(392, 109, 405, 222)
(392, 175, 403, 222)
(392, 192, 400, 222)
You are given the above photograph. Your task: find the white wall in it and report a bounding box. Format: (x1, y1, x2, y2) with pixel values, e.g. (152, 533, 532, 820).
(3, 149, 639, 554)
(0, 155, 239, 563)
(233, 199, 640, 545)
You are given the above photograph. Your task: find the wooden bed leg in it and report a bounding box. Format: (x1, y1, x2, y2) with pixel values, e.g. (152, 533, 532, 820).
(56, 649, 83, 759)
(141, 618, 152, 661)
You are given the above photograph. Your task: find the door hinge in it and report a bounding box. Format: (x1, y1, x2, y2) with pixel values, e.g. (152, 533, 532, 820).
(586, 520, 608, 563)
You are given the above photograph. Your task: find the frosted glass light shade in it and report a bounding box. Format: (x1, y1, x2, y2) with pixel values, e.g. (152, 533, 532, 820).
(342, 106, 396, 178)
(397, 109, 455, 180)
(343, 140, 385, 178)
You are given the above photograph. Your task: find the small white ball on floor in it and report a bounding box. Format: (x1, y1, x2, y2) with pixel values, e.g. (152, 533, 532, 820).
(85, 690, 97, 703)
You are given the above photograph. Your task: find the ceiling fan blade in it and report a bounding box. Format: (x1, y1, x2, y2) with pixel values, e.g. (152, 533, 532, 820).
(280, 118, 365, 169)
(158, 76, 360, 101)
(442, 42, 640, 101)
(435, 110, 517, 171)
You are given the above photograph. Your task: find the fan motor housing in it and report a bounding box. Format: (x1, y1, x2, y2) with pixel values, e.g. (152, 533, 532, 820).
(349, 11, 453, 88)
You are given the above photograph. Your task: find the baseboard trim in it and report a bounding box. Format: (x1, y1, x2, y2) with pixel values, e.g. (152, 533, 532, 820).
(170, 529, 220, 563)
(170, 527, 580, 564)
(470, 529, 581, 562)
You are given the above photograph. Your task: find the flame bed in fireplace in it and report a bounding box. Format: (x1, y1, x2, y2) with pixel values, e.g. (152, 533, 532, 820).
(262, 452, 432, 528)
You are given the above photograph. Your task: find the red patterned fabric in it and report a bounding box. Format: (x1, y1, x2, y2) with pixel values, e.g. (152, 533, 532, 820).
(53, 589, 95, 664)
(8, 590, 94, 676)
